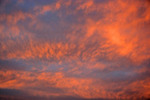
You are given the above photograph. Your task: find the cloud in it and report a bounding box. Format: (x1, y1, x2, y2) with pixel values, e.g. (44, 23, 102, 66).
(0, 0, 150, 99)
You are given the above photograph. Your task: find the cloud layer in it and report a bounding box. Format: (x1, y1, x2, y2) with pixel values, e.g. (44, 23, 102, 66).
(0, 0, 150, 99)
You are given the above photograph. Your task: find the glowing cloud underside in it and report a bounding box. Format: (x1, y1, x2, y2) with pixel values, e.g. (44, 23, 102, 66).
(0, 0, 150, 99)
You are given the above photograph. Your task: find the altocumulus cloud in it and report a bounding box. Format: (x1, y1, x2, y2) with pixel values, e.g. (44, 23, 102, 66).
(0, 0, 150, 100)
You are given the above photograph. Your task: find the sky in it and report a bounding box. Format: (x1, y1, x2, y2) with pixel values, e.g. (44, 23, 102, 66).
(0, 0, 150, 100)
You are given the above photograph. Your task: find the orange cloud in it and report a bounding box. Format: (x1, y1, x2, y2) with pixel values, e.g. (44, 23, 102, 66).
(0, 0, 150, 99)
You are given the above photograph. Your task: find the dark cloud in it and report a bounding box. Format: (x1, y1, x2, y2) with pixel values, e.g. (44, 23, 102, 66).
(0, 59, 32, 71)
(0, 88, 89, 100)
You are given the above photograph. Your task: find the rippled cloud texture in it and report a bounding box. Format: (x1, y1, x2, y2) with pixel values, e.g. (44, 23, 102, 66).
(0, 0, 150, 99)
